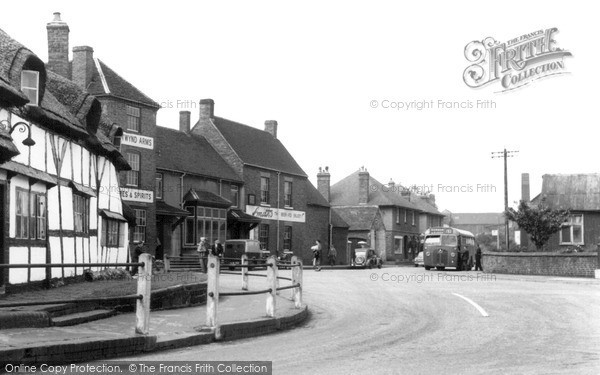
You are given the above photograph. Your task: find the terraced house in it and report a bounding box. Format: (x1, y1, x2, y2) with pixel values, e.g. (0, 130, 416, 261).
(0, 27, 132, 290)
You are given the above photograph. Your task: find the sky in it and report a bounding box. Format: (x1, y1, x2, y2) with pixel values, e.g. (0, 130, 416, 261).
(2, 1, 597, 213)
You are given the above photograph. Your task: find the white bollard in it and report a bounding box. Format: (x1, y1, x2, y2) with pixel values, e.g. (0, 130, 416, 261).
(206, 255, 220, 329)
(291, 256, 303, 308)
(266, 256, 277, 317)
(135, 253, 152, 335)
(241, 254, 249, 290)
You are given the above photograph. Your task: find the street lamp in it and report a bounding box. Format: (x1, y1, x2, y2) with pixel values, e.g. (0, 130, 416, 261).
(0, 119, 36, 146)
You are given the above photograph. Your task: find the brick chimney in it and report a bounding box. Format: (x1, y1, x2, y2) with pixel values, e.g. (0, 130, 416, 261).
(72, 46, 94, 90)
(46, 12, 70, 78)
(264, 120, 278, 138)
(199, 99, 214, 121)
(317, 166, 331, 202)
(179, 111, 191, 133)
(521, 173, 530, 202)
(358, 167, 369, 204)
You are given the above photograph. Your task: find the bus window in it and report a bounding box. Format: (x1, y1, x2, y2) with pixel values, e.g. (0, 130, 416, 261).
(425, 236, 441, 245)
(441, 235, 457, 246)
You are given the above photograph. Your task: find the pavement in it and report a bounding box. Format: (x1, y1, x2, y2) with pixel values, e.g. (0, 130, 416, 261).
(0, 273, 308, 364)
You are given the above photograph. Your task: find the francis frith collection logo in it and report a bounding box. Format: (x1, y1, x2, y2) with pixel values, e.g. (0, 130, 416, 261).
(463, 28, 572, 92)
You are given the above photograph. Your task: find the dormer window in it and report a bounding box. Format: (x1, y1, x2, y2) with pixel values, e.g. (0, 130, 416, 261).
(21, 70, 39, 106)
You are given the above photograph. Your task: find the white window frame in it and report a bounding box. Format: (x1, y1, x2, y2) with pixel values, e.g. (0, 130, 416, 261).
(21, 70, 39, 106)
(126, 152, 140, 187)
(126, 105, 141, 132)
(260, 177, 270, 205)
(284, 181, 293, 208)
(559, 214, 584, 245)
(133, 209, 146, 243)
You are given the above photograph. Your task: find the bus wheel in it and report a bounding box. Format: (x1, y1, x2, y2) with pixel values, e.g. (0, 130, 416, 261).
(436, 266, 445, 271)
(425, 266, 431, 270)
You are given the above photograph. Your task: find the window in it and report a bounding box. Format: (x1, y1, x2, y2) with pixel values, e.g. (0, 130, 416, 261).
(230, 185, 239, 207)
(260, 177, 270, 205)
(21, 70, 39, 106)
(73, 194, 89, 234)
(404, 209, 407, 223)
(259, 224, 269, 250)
(396, 207, 400, 224)
(126, 153, 140, 186)
(284, 181, 293, 207)
(184, 206, 195, 246)
(560, 214, 584, 245)
(15, 189, 46, 239)
(283, 226, 292, 251)
(183, 206, 227, 246)
(126, 105, 141, 132)
(133, 209, 146, 242)
(155, 173, 163, 200)
(101, 219, 125, 247)
(412, 211, 415, 226)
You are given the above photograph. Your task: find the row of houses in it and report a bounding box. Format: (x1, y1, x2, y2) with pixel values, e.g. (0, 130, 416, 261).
(0, 13, 450, 290)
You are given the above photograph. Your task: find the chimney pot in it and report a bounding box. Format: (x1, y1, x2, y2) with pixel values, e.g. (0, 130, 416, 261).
(264, 120, 278, 138)
(358, 168, 370, 204)
(317, 167, 331, 202)
(72, 46, 94, 90)
(179, 111, 191, 133)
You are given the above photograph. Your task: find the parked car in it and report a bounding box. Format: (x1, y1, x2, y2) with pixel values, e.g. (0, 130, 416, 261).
(223, 239, 265, 270)
(414, 252, 424, 267)
(354, 242, 382, 269)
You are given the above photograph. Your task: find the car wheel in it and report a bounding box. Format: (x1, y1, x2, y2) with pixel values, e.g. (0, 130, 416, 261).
(436, 266, 445, 270)
(425, 266, 431, 270)
(377, 264, 382, 269)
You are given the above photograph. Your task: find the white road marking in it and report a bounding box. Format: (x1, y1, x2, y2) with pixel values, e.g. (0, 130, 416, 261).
(452, 292, 489, 317)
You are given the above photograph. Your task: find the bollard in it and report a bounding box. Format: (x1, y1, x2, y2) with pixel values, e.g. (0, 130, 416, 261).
(266, 256, 277, 317)
(163, 256, 171, 273)
(291, 256, 303, 308)
(206, 255, 220, 331)
(241, 254, 249, 290)
(135, 253, 152, 335)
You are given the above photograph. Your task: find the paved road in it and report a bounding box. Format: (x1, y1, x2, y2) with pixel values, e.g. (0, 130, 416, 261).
(120, 267, 600, 374)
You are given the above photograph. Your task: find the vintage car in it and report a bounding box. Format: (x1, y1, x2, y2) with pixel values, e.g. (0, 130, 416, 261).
(354, 242, 382, 269)
(414, 251, 424, 267)
(223, 239, 266, 270)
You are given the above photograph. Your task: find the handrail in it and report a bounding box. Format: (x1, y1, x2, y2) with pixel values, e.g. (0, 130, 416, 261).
(0, 262, 144, 269)
(219, 288, 272, 297)
(0, 294, 142, 308)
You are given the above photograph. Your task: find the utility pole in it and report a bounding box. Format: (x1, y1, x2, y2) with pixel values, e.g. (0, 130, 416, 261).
(491, 148, 518, 251)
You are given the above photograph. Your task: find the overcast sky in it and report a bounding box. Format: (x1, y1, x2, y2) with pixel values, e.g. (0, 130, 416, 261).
(2, 1, 597, 213)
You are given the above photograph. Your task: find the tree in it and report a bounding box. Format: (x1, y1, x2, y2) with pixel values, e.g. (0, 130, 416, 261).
(505, 198, 569, 251)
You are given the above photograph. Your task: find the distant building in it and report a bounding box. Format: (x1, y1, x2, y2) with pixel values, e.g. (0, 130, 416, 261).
(530, 174, 600, 251)
(446, 212, 504, 236)
(320, 167, 444, 262)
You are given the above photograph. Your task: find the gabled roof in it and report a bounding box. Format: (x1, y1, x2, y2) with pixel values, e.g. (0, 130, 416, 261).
(86, 59, 160, 108)
(330, 170, 419, 210)
(330, 208, 350, 228)
(532, 174, 600, 211)
(306, 182, 330, 208)
(210, 117, 307, 177)
(155, 126, 242, 183)
(333, 206, 383, 231)
(451, 212, 504, 225)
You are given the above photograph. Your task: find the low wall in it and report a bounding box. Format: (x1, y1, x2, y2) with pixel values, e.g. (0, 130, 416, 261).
(483, 252, 599, 278)
(100, 283, 207, 312)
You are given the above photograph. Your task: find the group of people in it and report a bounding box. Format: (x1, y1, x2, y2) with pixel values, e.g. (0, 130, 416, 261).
(311, 240, 337, 271)
(196, 237, 223, 272)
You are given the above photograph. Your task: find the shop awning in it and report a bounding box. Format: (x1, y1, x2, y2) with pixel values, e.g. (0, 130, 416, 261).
(69, 181, 97, 197)
(0, 132, 20, 164)
(183, 188, 232, 208)
(228, 208, 262, 224)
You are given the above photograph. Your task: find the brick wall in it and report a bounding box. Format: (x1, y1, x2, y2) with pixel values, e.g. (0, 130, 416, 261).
(483, 252, 599, 278)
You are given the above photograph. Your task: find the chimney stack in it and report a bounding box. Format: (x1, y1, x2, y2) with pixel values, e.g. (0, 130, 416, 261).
(199, 99, 214, 121)
(388, 178, 395, 188)
(521, 173, 530, 202)
(317, 166, 331, 202)
(358, 167, 369, 204)
(264, 120, 278, 138)
(179, 111, 191, 133)
(46, 12, 70, 78)
(72, 46, 94, 90)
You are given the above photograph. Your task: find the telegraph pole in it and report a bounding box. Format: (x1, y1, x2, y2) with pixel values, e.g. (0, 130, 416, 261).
(491, 149, 518, 251)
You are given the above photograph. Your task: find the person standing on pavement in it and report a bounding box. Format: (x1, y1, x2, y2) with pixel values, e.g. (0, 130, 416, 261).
(328, 245, 337, 266)
(312, 240, 322, 271)
(131, 241, 144, 276)
(212, 239, 224, 258)
(197, 237, 209, 273)
(475, 245, 483, 271)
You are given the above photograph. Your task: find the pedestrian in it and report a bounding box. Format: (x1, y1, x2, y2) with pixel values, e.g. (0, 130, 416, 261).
(456, 244, 463, 271)
(212, 239, 224, 258)
(475, 245, 483, 271)
(328, 245, 337, 266)
(131, 241, 144, 276)
(197, 237, 209, 273)
(312, 240, 322, 271)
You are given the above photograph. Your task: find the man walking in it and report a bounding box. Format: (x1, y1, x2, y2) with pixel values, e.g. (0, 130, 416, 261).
(475, 245, 483, 271)
(197, 237, 209, 273)
(328, 245, 337, 267)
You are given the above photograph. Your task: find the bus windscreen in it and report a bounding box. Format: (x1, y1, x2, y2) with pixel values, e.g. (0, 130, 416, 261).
(425, 235, 457, 246)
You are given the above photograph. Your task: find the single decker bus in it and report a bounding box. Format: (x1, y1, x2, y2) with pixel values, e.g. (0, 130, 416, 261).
(423, 227, 476, 271)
